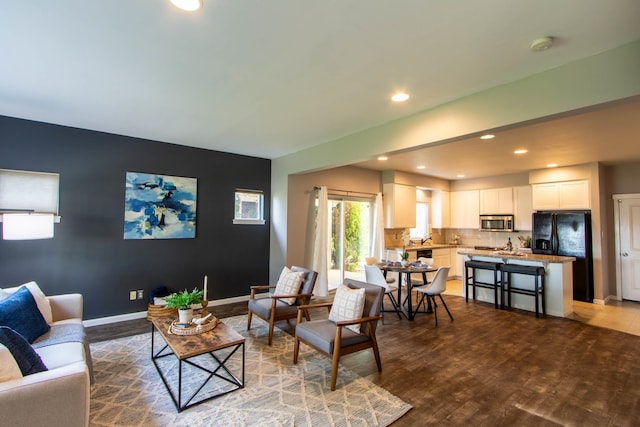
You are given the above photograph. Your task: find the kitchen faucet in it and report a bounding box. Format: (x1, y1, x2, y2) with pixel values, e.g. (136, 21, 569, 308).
(420, 236, 432, 245)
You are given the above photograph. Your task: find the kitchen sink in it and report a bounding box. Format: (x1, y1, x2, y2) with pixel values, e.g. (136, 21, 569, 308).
(474, 246, 504, 251)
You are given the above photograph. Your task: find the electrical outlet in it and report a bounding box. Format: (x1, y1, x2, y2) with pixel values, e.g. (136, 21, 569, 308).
(129, 290, 137, 301)
(137, 289, 144, 300)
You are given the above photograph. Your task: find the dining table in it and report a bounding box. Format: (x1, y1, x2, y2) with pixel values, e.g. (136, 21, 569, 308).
(379, 263, 437, 320)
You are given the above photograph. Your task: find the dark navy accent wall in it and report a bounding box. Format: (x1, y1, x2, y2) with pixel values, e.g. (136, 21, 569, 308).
(0, 116, 271, 320)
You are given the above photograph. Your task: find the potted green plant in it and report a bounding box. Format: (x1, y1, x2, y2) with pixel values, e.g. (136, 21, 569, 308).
(400, 250, 410, 267)
(401, 229, 411, 266)
(164, 288, 203, 324)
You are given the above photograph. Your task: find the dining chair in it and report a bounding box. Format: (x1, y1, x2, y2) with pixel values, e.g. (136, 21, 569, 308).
(413, 266, 453, 326)
(247, 266, 318, 345)
(364, 264, 402, 320)
(409, 257, 435, 302)
(293, 279, 384, 391)
(365, 257, 396, 284)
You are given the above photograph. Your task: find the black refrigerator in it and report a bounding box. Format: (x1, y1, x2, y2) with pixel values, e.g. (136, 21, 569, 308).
(532, 211, 594, 302)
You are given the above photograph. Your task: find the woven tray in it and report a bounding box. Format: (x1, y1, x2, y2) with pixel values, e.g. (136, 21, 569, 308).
(169, 316, 220, 335)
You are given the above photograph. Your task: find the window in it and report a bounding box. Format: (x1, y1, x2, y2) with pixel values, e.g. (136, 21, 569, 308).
(233, 190, 265, 225)
(410, 202, 429, 238)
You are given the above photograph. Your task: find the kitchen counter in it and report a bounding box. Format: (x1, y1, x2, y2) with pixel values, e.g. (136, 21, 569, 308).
(458, 249, 575, 317)
(457, 248, 575, 263)
(386, 244, 461, 251)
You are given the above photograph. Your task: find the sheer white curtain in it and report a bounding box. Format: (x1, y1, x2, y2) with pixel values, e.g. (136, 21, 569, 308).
(371, 192, 385, 261)
(311, 186, 329, 296)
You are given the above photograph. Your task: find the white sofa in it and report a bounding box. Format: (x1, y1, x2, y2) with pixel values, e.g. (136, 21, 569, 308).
(0, 285, 91, 427)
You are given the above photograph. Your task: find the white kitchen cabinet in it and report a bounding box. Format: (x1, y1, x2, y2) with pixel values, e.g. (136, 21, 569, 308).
(455, 250, 465, 280)
(532, 180, 590, 210)
(513, 185, 533, 231)
(431, 190, 450, 229)
(432, 248, 452, 278)
(449, 247, 462, 277)
(383, 183, 416, 228)
(479, 187, 513, 214)
(450, 190, 479, 229)
(559, 180, 590, 209)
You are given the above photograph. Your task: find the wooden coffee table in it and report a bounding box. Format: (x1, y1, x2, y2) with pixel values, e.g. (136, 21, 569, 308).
(150, 315, 245, 412)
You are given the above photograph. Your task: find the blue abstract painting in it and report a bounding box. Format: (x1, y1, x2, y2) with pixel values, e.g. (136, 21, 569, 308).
(124, 172, 197, 239)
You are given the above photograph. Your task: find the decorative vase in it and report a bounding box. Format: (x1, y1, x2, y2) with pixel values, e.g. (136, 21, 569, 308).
(178, 308, 194, 324)
(401, 260, 409, 267)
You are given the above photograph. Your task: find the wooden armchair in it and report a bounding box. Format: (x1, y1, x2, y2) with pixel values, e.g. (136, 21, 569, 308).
(247, 266, 318, 345)
(293, 279, 384, 390)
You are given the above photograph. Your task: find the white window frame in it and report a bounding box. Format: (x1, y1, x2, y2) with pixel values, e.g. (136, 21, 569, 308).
(233, 189, 265, 225)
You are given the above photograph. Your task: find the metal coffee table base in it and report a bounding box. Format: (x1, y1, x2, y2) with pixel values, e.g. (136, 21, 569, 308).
(151, 324, 245, 412)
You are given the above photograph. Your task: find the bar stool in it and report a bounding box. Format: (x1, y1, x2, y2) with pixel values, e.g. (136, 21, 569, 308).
(501, 264, 546, 318)
(464, 260, 502, 309)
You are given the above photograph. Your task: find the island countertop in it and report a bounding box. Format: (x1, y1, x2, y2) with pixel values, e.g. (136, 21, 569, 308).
(386, 244, 463, 251)
(457, 248, 575, 263)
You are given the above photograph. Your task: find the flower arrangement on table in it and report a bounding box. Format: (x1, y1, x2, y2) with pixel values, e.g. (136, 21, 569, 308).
(401, 229, 411, 265)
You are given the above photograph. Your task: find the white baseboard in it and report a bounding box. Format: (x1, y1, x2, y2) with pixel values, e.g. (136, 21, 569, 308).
(83, 294, 257, 327)
(592, 298, 606, 305)
(83, 311, 147, 327)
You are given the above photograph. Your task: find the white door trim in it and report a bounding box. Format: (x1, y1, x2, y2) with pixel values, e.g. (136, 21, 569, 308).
(613, 193, 640, 301)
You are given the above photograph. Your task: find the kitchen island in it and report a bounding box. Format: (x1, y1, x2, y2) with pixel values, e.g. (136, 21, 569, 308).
(458, 249, 576, 317)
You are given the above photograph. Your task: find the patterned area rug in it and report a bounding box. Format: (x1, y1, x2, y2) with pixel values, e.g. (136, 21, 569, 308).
(89, 315, 411, 426)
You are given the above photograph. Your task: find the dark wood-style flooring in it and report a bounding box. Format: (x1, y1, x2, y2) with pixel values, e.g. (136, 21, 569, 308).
(87, 295, 640, 426)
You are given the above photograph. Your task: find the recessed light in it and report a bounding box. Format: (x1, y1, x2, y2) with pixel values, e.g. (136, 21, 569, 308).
(457, 174, 465, 178)
(547, 163, 558, 168)
(514, 149, 528, 155)
(170, 0, 202, 11)
(391, 92, 410, 102)
(416, 165, 426, 170)
(377, 156, 388, 161)
(480, 134, 495, 140)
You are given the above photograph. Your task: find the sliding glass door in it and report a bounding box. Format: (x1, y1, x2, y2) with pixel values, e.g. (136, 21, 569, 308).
(328, 196, 373, 290)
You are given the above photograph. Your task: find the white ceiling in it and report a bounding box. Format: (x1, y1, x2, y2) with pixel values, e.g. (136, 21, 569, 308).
(1, 0, 639, 172)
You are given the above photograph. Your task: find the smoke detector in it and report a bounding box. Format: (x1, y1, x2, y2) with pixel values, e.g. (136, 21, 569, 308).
(529, 36, 554, 52)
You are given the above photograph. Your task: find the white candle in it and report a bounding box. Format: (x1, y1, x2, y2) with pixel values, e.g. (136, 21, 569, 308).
(203, 275, 208, 301)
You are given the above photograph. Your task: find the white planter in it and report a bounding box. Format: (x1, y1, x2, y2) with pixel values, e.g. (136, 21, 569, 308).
(401, 260, 409, 267)
(178, 308, 194, 324)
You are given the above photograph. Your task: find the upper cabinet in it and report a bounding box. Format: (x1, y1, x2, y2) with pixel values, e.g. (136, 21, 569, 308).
(431, 190, 450, 229)
(479, 187, 513, 214)
(532, 180, 590, 210)
(450, 190, 479, 229)
(513, 185, 533, 231)
(383, 183, 416, 228)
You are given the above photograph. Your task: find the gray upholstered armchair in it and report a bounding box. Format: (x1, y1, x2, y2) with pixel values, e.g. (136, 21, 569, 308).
(247, 266, 318, 345)
(293, 278, 384, 391)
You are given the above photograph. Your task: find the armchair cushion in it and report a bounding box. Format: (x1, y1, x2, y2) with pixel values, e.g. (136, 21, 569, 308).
(247, 298, 298, 320)
(0, 287, 50, 343)
(295, 320, 370, 354)
(0, 327, 47, 376)
(328, 285, 366, 333)
(274, 267, 305, 305)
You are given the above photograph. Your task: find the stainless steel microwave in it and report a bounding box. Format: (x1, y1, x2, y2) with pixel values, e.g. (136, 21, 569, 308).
(479, 215, 514, 231)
